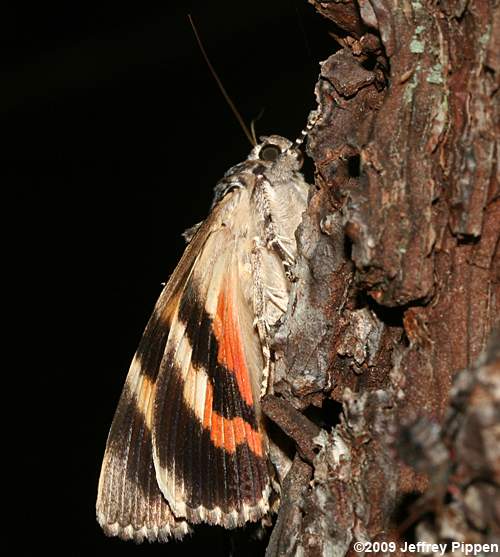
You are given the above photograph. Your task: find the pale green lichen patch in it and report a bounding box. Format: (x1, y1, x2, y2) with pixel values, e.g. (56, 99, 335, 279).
(403, 67, 419, 104)
(427, 64, 444, 84)
(479, 28, 491, 45)
(410, 39, 425, 53)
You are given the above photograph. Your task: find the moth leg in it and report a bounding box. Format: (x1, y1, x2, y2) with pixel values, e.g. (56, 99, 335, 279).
(251, 238, 272, 396)
(266, 235, 296, 281)
(255, 175, 297, 280)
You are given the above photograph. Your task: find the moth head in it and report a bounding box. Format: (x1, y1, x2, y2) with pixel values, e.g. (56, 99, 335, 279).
(252, 135, 304, 170)
(211, 135, 306, 207)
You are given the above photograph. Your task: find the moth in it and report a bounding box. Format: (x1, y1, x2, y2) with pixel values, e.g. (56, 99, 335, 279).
(96, 124, 315, 542)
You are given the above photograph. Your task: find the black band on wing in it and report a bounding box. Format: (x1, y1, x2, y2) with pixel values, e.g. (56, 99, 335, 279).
(154, 363, 269, 515)
(136, 305, 171, 381)
(177, 279, 258, 429)
(108, 388, 156, 500)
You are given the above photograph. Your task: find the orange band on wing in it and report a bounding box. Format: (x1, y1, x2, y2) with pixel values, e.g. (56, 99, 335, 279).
(212, 287, 254, 407)
(202, 382, 263, 457)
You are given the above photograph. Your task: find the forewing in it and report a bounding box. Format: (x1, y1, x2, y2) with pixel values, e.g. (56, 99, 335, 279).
(96, 206, 229, 541)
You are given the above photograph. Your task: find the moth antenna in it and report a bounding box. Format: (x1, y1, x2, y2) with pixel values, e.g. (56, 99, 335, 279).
(250, 120, 258, 147)
(292, 109, 319, 150)
(283, 109, 319, 158)
(188, 14, 256, 147)
(250, 108, 265, 146)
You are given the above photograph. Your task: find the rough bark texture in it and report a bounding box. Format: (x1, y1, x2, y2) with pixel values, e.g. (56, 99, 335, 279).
(264, 1, 499, 555)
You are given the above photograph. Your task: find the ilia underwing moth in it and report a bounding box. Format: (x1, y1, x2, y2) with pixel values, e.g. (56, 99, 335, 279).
(96, 125, 315, 542)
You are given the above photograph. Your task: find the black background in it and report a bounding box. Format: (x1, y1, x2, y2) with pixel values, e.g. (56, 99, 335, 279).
(9, 1, 334, 554)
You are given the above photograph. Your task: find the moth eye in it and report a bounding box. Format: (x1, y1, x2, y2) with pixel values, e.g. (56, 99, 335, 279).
(259, 144, 281, 162)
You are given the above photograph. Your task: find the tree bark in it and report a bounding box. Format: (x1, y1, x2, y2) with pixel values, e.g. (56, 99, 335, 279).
(264, 1, 499, 555)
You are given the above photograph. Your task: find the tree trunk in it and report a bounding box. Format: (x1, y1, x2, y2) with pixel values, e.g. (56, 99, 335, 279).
(264, 1, 499, 555)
